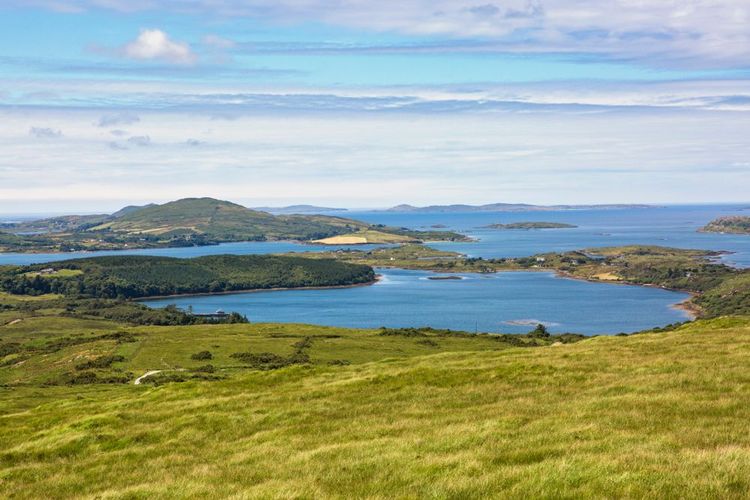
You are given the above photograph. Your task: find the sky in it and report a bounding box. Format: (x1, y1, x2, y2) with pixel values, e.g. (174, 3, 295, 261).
(1, 1, 749, 212)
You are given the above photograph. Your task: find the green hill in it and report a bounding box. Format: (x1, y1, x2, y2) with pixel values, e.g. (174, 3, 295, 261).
(91, 197, 367, 241)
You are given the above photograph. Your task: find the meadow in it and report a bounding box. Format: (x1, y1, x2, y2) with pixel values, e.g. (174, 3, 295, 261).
(2, 305, 750, 497)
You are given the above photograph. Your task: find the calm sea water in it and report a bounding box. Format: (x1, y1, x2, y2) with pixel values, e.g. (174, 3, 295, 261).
(2, 204, 747, 334)
(143, 268, 691, 335)
(1, 205, 747, 267)
(346, 205, 750, 268)
(0, 241, 393, 266)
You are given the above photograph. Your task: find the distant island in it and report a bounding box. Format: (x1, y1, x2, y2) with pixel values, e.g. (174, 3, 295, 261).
(386, 203, 653, 213)
(252, 205, 348, 214)
(484, 222, 578, 230)
(700, 216, 750, 235)
(0, 198, 468, 253)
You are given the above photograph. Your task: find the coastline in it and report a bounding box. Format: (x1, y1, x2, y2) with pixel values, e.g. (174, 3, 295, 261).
(138, 275, 382, 301)
(671, 295, 701, 319)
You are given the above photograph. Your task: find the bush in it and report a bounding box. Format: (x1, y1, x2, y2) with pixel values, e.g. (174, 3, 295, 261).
(230, 352, 296, 370)
(57, 371, 131, 385)
(529, 324, 550, 338)
(191, 350, 213, 361)
(378, 327, 427, 337)
(0, 342, 22, 357)
(75, 355, 125, 370)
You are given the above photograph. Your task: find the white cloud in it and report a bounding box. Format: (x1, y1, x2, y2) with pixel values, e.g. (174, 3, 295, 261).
(29, 126, 62, 138)
(97, 113, 140, 127)
(122, 29, 196, 65)
(127, 135, 151, 146)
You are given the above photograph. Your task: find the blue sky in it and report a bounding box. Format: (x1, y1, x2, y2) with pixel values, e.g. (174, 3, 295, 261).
(1, 1, 749, 212)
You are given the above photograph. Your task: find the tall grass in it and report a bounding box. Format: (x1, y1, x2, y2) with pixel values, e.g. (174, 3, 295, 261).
(2, 317, 750, 497)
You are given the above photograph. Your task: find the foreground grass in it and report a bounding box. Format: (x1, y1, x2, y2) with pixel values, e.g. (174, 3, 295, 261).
(0, 311, 563, 386)
(2, 317, 750, 497)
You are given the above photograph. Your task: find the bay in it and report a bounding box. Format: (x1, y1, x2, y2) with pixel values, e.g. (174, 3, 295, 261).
(142, 268, 692, 335)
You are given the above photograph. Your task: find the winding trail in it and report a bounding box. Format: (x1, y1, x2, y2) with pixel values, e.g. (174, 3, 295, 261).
(134, 370, 162, 385)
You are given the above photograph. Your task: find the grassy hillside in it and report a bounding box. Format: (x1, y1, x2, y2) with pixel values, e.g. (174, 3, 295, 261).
(1, 314, 749, 497)
(91, 197, 365, 241)
(0, 308, 576, 387)
(0, 254, 375, 299)
(700, 216, 750, 234)
(0, 214, 110, 233)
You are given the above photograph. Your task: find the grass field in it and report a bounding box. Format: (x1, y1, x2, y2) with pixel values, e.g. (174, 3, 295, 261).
(2, 312, 750, 497)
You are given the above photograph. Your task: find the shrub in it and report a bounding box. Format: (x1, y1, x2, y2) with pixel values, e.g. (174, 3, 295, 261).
(230, 351, 309, 370)
(328, 359, 351, 366)
(0, 342, 22, 357)
(529, 324, 550, 338)
(378, 327, 428, 337)
(191, 350, 213, 361)
(75, 355, 125, 371)
(58, 371, 131, 385)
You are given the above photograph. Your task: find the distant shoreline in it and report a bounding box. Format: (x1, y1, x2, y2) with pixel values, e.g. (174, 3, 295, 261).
(138, 275, 382, 301)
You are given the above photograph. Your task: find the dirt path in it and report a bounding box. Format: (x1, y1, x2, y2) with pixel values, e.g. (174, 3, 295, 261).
(134, 370, 162, 385)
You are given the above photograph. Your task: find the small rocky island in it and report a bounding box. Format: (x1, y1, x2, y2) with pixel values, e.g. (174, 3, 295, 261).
(700, 216, 750, 235)
(484, 222, 578, 230)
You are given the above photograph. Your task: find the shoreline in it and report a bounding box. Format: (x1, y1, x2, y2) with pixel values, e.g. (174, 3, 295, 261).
(0, 236, 475, 255)
(138, 275, 382, 301)
(0, 239, 293, 256)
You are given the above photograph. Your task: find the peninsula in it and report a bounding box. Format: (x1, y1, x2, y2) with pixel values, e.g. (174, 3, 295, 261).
(0, 254, 375, 299)
(700, 216, 750, 234)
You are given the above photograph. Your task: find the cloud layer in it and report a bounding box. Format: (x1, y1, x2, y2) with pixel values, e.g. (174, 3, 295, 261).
(2, 101, 749, 212)
(17, 0, 750, 68)
(29, 126, 62, 138)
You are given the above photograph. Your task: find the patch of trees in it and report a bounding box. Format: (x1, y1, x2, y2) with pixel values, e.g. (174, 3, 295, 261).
(62, 300, 248, 326)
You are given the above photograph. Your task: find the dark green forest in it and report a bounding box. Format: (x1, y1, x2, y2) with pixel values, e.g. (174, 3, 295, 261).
(0, 254, 375, 299)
